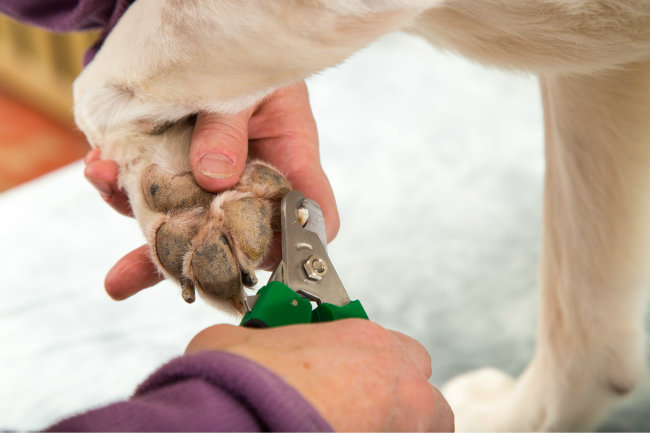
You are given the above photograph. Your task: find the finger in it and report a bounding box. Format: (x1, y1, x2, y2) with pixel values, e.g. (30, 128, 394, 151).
(84, 159, 133, 217)
(250, 145, 339, 242)
(185, 324, 248, 354)
(248, 84, 340, 241)
(84, 148, 101, 164)
(430, 385, 455, 432)
(285, 163, 339, 242)
(390, 330, 433, 379)
(190, 110, 252, 192)
(105, 245, 163, 300)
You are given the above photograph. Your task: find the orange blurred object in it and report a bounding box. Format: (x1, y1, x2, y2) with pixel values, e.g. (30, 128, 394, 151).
(0, 15, 97, 192)
(0, 91, 89, 192)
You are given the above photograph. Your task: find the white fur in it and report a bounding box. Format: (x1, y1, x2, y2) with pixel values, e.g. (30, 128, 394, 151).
(73, 0, 650, 430)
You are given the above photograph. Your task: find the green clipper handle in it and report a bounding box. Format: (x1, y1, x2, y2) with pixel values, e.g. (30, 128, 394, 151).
(240, 281, 368, 328)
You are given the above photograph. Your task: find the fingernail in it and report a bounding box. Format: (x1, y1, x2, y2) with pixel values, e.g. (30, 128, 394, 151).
(86, 176, 112, 197)
(199, 153, 234, 179)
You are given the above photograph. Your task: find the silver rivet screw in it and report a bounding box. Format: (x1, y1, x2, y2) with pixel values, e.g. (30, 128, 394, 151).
(304, 255, 328, 281)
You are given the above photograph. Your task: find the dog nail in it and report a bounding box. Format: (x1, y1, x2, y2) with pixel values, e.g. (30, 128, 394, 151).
(241, 269, 258, 287)
(181, 279, 196, 303)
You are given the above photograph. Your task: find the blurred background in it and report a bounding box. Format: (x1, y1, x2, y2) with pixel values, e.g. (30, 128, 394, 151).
(0, 16, 648, 431)
(0, 15, 93, 191)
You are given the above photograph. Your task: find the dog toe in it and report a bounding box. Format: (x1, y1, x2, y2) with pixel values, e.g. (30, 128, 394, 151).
(189, 225, 242, 301)
(154, 210, 204, 280)
(142, 164, 213, 212)
(224, 197, 272, 263)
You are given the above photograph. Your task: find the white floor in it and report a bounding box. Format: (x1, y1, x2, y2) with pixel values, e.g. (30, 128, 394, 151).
(0, 33, 648, 430)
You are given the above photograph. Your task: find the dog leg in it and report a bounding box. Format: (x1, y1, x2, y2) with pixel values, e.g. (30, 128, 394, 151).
(74, 0, 438, 145)
(444, 61, 650, 431)
(412, 0, 649, 75)
(410, 2, 650, 430)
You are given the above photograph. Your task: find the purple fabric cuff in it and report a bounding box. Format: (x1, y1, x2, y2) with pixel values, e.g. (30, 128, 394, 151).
(45, 351, 333, 432)
(82, 0, 135, 65)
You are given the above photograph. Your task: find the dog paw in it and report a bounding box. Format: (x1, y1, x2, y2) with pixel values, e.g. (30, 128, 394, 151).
(143, 161, 290, 312)
(442, 368, 520, 432)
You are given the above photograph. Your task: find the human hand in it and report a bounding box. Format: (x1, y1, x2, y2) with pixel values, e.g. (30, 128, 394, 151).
(186, 320, 454, 432)
(84, 82, 339, 300)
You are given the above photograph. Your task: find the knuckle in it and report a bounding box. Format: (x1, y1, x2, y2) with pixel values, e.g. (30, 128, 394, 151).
(347, 319, 394, 343)
(197, 117, 248, 148)
(398, 380, 441, 427)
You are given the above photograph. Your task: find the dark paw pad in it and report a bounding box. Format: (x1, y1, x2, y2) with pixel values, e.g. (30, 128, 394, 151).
(190, 228, 241, 300)
(154, 210, 204, 279)
(223, 197, 272, 263)
(143, 164, 213, 212)
(238, 162, 291, 199)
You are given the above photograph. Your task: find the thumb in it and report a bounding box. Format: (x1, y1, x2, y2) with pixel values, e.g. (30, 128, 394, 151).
(190, 110, 252, 192)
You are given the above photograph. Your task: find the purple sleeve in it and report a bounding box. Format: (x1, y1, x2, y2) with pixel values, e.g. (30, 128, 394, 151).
(0, 0, 135, 64)
(45, 351, 333, 432)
